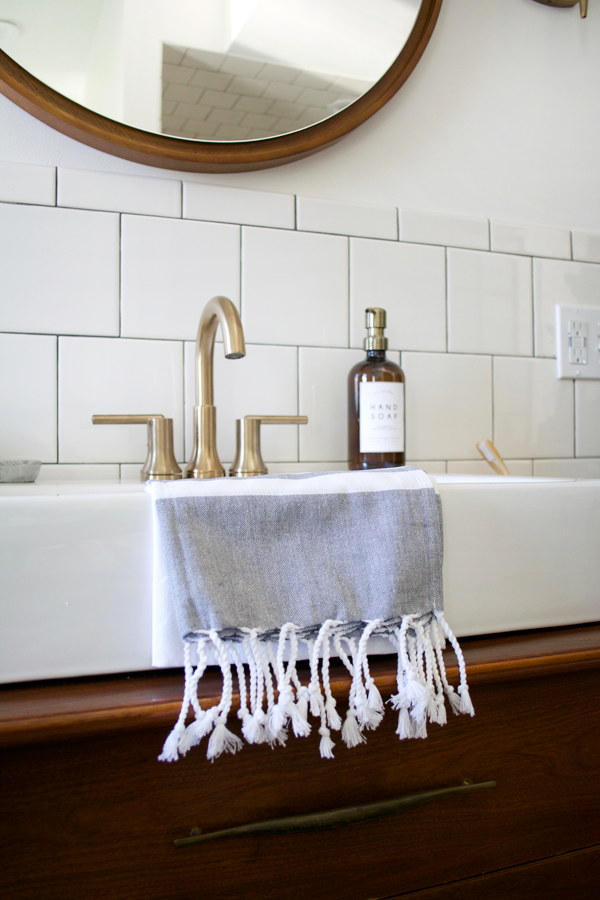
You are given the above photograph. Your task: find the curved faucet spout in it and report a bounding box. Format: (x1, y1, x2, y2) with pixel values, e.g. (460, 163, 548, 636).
(196, 295, 246, 407)
(185, 296, 246, 479)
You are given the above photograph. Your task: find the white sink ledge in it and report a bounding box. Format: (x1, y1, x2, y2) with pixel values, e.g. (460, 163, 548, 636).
(1, 475, 598, 684)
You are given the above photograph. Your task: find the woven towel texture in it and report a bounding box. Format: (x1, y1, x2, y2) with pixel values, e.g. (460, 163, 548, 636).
(150, 466, 443, 638)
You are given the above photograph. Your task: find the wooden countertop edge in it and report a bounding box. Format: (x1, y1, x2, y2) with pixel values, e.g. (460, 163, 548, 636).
(2, 635, 599, 748)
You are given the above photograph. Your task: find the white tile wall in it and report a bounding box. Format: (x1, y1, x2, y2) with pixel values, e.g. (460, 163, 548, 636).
(121, 215, 240, 340)
(299, 347, 371, 461)
(533, 458, 600, 478)
(533, 258, 600, 358)
(401, 352, 492, 460)
(38, 464, 120, 482)
(0, 204, 120, 336)
(242, 227, 348, 347)
(184, 341, 299, 465)
(575, 380, 600, 458)
(58, 337, 184, 463)
(493, 357, 574, 459)
(448, 249, 532, 356)
(572, 230, 600, 264)
(0, 333, 57, 461)
(446, 459, 533, 476)
(350, 240, 446, 352)
(0, 160, 55, 206)
(491, 221, 571, 259)
(297, 197, 397, 240)
(58, 169, 182, 217)
(184, 182, 294, 228)
(406, 460, 447, 474)
(400, 210, 489, 251)
(2, 165, 598, 481)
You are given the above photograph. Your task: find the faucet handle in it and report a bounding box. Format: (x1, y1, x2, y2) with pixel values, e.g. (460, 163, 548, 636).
(92, 415, 182, 481)
(230, 415, 308, 478)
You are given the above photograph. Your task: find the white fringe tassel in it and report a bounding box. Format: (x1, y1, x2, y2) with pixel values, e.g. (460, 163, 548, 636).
(158, 613, 474, 762)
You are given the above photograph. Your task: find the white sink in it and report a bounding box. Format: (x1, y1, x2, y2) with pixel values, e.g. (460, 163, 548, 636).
(1, 475, 599, 684)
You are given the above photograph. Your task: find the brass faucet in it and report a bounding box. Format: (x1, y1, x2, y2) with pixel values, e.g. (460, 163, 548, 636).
(184, 296, 246, 479)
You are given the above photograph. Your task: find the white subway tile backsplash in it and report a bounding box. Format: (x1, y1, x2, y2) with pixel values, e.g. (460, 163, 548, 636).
(266, 461, 349, 473)
(406, 460, 447, 474)
(184, 182, 294, 229)
(184, 341, 299, 466)
(398, 352, 492, 460)
(121, 216, 240, 340)
(242, 227, 348, 347)
(57, 169, 181, 217)
(533, 458, 600, 478)
(575, 380, 600, 458)
(0, 161, 55, 206)
(350, 240, 446, 352)
(447, 249, 533, 356)
(37, 464, 120, 482)
(446, 459, 533, 476)
(297, 196, 397, 240)
(299, 347, 366, 461)
(533, 258, 600, 358)
(3, 159, 595, 481)
(120, 463, 148, 481)
(494, 357, 574, 459)
(58, 337, 183, 463)
(572, 230, 600, 264)
(0, 205, 119, 336)
(491, 221, 571, 259)
(400, 210, 489, 251)
(0, 333, 57, 462)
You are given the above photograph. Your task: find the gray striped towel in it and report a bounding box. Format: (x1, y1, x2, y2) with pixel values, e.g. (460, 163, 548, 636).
(147, 467, 473, 762)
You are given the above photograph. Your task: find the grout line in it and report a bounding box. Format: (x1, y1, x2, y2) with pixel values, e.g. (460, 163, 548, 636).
(570, 230, 574, 261)
(294, 195, 297, 230)
(0, 328, 559, 360)
(531, 257, 538, 357)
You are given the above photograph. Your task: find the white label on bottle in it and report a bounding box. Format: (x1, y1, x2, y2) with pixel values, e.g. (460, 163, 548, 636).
(359, 382, 404, 453)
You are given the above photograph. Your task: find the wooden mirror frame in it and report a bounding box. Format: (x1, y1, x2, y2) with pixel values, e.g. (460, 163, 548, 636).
(0, 0, 442, 173)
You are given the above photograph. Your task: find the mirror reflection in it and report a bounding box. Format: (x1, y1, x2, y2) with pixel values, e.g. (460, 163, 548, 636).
(0, 0, 422, 142)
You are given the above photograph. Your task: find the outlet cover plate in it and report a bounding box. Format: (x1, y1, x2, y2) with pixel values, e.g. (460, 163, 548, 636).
(555, 304, 600, 379)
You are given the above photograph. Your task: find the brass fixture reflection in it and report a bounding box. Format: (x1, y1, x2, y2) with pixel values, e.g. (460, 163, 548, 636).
(532, 0, 587, 17)
(230, 416, 309, 477)
(92, 414, 182, 481)
(185, 296, 246, 479)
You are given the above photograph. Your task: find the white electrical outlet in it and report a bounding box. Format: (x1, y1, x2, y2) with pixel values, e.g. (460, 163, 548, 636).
(555, 304, 600, 379)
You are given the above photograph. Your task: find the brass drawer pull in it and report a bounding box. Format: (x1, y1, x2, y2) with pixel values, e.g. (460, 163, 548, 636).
(175, 779, 497, 849)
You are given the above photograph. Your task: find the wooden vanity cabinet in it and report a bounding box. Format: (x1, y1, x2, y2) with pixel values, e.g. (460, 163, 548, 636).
(1, 623, 600, 900)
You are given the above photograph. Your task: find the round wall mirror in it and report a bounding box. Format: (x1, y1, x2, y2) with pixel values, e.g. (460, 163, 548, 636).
(0, 0, 442, 172)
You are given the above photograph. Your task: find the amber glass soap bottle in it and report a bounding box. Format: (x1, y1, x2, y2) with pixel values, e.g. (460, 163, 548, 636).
(348, 307, 405, 470)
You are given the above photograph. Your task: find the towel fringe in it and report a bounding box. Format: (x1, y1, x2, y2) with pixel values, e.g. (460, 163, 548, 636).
(159, 614, 473, 761)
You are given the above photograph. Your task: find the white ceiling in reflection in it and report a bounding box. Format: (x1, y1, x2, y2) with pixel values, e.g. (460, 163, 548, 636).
(0, 0, 421, 141)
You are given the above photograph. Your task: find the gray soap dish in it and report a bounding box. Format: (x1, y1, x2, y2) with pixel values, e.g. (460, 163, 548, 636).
(0, 460, 42, 483)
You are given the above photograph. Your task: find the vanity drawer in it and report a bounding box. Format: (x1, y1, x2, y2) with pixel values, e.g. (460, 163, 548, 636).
(2, 664, 599, 900)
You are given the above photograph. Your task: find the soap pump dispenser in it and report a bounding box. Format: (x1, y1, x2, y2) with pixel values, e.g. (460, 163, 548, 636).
(348, 307, 405, 470)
